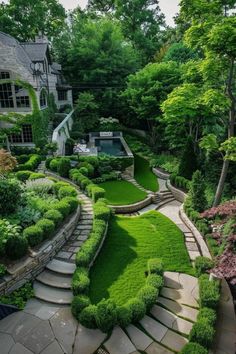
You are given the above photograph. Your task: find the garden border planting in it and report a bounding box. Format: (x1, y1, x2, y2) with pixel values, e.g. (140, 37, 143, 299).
(0, 200, 81, 295)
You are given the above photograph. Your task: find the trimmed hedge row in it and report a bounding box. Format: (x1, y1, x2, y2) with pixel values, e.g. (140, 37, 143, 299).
(181, 258, 220, 353)
(170, 173, 191, 192)
(16, 170, 46, 182)
(16, 154, 42, 171)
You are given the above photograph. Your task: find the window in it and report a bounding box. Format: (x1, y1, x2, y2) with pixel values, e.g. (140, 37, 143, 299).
(10, 124, 33, 144)
(40, 90, 47, 108)
(0, 71, 31, 109)
(58, 90, 67, 101)
(15, 86, 30, 108)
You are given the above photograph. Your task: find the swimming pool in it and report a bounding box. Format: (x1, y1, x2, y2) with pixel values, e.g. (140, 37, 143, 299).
(95, 138, 127, 156)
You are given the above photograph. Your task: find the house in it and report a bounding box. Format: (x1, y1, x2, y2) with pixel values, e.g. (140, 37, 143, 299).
(0, 31, 73, 147)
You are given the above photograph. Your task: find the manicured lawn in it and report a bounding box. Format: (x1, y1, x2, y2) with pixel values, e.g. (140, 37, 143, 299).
(89, 211, 194, 305)
(134, 154, 158, 192)
(98, 180, 147, 205)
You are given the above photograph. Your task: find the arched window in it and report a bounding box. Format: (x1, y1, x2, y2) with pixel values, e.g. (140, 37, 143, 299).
(40, 90, 47, 108)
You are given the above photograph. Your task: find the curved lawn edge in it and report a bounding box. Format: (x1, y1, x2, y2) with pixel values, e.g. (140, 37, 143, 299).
(98, 180, 147, 205)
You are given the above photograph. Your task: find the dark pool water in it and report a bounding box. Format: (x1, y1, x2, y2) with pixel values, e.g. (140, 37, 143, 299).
(95, 138, 127, 156)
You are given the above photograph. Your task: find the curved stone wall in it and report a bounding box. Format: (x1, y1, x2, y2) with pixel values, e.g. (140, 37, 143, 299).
(110, 196, 153, 214)
(152, 167, 170, 180)
(167, 180, 187, 203)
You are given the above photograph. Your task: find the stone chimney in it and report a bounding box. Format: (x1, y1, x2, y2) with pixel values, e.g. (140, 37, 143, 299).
(35, 31, 49, 44)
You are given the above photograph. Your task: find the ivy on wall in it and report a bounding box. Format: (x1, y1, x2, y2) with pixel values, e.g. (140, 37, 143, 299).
(0, 79, 50, 148)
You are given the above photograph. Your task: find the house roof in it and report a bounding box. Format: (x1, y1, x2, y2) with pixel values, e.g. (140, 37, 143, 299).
(0, 31, 33, 72)
(21, 42, 49, 62)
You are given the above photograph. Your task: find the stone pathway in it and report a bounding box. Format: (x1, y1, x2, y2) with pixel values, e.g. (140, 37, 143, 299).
(33, 188, 93, 305)
(158, 200, 201, 262)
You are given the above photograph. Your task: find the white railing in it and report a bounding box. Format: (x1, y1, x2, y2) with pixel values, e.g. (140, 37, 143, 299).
(52, 110, 74, 155)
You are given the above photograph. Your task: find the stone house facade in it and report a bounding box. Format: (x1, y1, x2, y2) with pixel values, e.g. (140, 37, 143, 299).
(0, 31, 73, 146)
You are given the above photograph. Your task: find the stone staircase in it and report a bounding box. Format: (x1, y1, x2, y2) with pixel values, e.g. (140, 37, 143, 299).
(37, 160, 46, 173)
(121, 174, 153, 195)
(33, 191, 93, 305)
(154, 190, 175, 207)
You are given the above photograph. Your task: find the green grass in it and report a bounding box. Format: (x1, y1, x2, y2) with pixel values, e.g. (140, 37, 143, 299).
(134, 154, 158, 192)
(98, 180, 147, 205)
(89, 211, 194, 305)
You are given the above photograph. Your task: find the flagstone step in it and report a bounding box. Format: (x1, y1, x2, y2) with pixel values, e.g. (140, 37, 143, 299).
(157, 197, 176, 209)
(104, 326, 136, 354)
(36, 270, 72, 289)
(34, 281, 73, 304)
(126, 324, 153, 351)
(46, 259, 76, 275)
(157, 296, 198, 322)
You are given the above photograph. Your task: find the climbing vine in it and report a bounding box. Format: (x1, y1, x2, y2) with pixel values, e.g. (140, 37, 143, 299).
(0, 79, 50, 148)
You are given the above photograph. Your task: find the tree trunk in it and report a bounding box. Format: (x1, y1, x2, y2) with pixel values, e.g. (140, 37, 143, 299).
(213, 58, 235, 206)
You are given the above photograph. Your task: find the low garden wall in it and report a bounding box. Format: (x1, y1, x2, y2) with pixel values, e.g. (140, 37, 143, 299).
(167, 180, 187, 203)
(110, 195, 153, 214)
(152, 167, 170, 180)
(0, 200, 81, 296)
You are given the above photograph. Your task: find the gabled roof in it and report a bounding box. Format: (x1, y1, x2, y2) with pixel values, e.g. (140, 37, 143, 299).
(21, 42, 50, 62)
(0, 31, 33, 72)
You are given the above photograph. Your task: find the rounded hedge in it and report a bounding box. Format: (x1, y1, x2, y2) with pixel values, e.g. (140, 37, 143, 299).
(148, 258, 163, 276)
(5, 236, 28, 260)
(71, 295, 91, 318)
(95, 299, 117, 333)
(58, 186, 77, 199)
(195, 256, 214, 277)
(53, 181, 71, 194)
(23, 225, 43, 247)
(44, 209, 63, 226)
(137, 285, 157, 311)
(181, 343, 208, 354)
(127, 298, 146, 323)
(57, 158, 71, 178)
(78, 167, 89, 176)
(36, 218, 55, 239)
(62, 197, 79, 213)
(197, 307, 217, 327)
(72, 268, 90, 295)
(79, 305, 97, 329)
(117, 305, 132, 328)
(16, 170, 31, 182)
(53, 200, 71, 217)
(189, 320, 215, 348)
(29, 172, 46, 180)
(49, 158, 60, 172)
(0, 179, 22, 215)
(146, 274, 164, 289)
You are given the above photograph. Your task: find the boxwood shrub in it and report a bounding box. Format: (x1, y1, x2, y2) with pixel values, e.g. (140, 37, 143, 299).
(53, 200, 71, 217)
(199, 274, 220, 310)
(137, 285, 158, 311)
(16, 170, 32, 182)
(29, 172, 46, 180)
(72, 268, 90, 295)
(5, 235, 28, 260)
(127, 298, 146, 323)
(95, 299, 117, 333)
(49, 158, 60, 172)
(44, 210, 63, 226)
(180, 343, 208, 354)
(71, 295, 91, 318)
(36, 218, 55, 239)
(79, 305, 97, 329)
(148, 258, 163, 275)
(93, 200, 111, 222)
(117, 305, 132, 328)
(62, 197, 79, 213)
(189, 320, 215, 348)
(57, 158, 71, 178)
(195, 257, 214, 277)
(53, 181, 71, 194)
(17, 154, 42, 171)
(23, 225, 44, 247)
(58, 186, 77, 199)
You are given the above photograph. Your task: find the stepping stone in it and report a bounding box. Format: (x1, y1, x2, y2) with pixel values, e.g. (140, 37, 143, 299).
(77, 235, 88, 241)
(24, 299, 60, 320)
(34, 281, 73, 304)
(74, 325, 106, 354)
(104, 326, 136, 354)
(46, 259, 76, 275)
(80, 230, 91, 235)
(0, 333, 14, 354)
(173, 317, 193, 335)
(76, 225, 92, 230)
(68, 246, 80, 252)
(79, 219, 92, 225)
(157, 297, 198, 322)
(40, 341, 64, 354)
(36, 270, 72, 289)
(150, 305, 177, 328)
(56, 251, 72, 260)
(179, 274, 198, 293)
(9, 343, 33, 354)
(146, 342, 173, 354)
(186, 242, 199, 251)
(176, 223, 190, 233)
(160, 287, 199, 307)
(0, 312, 41, 342)
(126, 324, 153, 351)
(189, 251, 201, 261)
(186, 237, 195, 242)
(50, 308, 77, 354)
(163, 272, 181, 289)
(139, 315, 168, 342)
(161, 329, 188, 352)
(184, 232, 193, 237)
(19, 321, 54, 354)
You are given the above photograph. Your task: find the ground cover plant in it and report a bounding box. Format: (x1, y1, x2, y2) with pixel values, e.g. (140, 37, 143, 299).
(89, 211, 194, 305)
(98, 180, 147, 205)
(134, 154, 159, 192)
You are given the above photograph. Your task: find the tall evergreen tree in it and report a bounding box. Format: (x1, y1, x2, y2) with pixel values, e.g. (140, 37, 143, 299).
(178, 136, 198, 179)
(190, 170, 207, 212)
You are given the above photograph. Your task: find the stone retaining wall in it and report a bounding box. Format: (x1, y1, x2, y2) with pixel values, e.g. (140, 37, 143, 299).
(0, 193, 81, 296)
(110, 196, 153, 214)
(152, 167, 170, 180)
(179, 205, 211, 259)
(167, 180, 187, 203)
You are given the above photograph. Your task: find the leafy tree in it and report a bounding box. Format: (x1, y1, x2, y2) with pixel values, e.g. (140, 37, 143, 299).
(178, 136, 198, 179)
(74, 92, 99, 131)
(163, 42, 199, 63)
(87, 0, 115, 12)
(190, 170, 207, 212)
(0, 0, 66, 41)
(122, 61, 182, 132)
(58, 16, 140, 118)
(0, 149, 17, 175)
